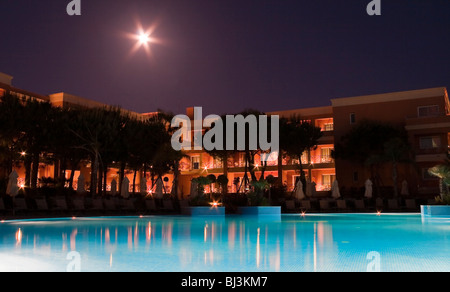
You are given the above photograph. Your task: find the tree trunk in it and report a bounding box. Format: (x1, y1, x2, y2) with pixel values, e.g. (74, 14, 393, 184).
(132, 169, 137, 195)
(69, 164, 76, 190)
(24, 156, 32, 188)
(277, 152, 283, 186)
(392, 161, 398, 197)
(31, 153, 40, 189)
(103, 167, 108, 196)
(118, 161, 126, 195)
(223, 155, 228, 195)
(90, 153, 99, 196)
(98, 163, 103, 196)
(173, 160, 180, 198)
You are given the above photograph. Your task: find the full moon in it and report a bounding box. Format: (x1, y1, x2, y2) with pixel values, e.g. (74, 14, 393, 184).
(138, 32, 151, 45)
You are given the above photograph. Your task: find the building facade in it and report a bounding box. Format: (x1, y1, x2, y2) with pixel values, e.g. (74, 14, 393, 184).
(1, 72, 449, 198)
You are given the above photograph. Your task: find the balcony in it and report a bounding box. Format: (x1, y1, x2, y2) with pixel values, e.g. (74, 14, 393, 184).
(405, 113, 450, 131)
(311, 155, 334, 164)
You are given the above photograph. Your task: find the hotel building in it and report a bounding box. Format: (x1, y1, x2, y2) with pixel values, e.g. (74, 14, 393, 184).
(1, 72, 449, 198)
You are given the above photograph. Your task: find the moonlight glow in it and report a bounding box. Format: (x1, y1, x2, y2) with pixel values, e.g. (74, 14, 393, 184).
(126, 19, 162, 58)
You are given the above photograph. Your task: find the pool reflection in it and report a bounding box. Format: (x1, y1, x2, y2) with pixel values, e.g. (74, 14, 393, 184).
(2, 217, 336, 271)
(2, 214, 446, 272)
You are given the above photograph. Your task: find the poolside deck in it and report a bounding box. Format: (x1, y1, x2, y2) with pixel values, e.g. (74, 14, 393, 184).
(0, 195, 431, 220)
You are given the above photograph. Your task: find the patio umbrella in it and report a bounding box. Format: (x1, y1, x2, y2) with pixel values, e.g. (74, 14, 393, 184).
(6, 170, 19, 197)
(121, 177, 130, 199)
(294, 179, 305, 200)
(140, 177, 147, 196)
(76, 174, 85, 194)
(401, 180, 409, 196)
(155, 177, 163, 199)
(364, 179, 373, 199)
(110, 179, 117, 196)
(331, 180, 341, 199)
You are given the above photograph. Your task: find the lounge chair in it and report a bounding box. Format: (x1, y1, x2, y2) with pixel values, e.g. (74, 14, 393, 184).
(404, 199, 418, 211)
(388, 199, 400, 211)
(285, 200, 296, 213)
(0, 198, 6, 214)
(161, 200, 174, 212)
(145, 199, 157, 213)
(375, 198, 384, 210)
(120, 199, 135, 213)
(336, 200, 348, 212)
(54, 198, 69, 212)
(319, 200, 331, 212)
(104, 199, 117, 213)
(354, 199, 365, 211)
(300, 200, 311, 212)
(72, 198, 86, 214)
(14, 198, 28, 214)
(35, 198, 49, 213)
(179, 199, 189, 208)
(91, 198, 104, 213)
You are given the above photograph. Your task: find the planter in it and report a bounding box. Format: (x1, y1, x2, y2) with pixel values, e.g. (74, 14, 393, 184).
(181, 206, 225, 216)
(237, 206, 281, 216)
(421, 205, 450, 217)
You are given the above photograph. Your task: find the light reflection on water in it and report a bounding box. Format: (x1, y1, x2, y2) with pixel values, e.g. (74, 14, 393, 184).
(0, 214, 449, 272)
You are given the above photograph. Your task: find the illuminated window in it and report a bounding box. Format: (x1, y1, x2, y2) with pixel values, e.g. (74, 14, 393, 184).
(320, 148, 333, 163)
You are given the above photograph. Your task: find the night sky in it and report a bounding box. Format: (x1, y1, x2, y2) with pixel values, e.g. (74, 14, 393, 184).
(1, 0, 450, 115)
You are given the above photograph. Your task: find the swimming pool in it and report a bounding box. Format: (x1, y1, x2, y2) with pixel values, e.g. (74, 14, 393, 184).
(0, 213, 448, 272)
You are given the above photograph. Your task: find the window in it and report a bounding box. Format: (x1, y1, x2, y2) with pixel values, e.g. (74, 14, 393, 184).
(322, 174, 336, 186)
(191, 156, 200, 170)
(418, 105, 439, 117)
(320, 148, 333, 163)
(350, 113, 356, 124)
(419, 136, 441, 149)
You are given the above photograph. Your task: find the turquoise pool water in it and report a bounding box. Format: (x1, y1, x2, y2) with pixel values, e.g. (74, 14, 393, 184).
(0, 214, 448, 272)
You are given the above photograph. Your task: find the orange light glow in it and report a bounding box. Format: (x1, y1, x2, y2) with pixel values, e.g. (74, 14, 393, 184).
(15, 228, 22, 245)
(209, 201, 222, 208)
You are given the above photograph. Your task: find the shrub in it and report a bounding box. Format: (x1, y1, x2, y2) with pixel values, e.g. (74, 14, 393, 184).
(435, 194, 450, 205)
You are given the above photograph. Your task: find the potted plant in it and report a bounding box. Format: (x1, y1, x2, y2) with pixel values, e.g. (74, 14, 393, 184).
(237, 179, 281, 216)
(182, 176, 225, 216)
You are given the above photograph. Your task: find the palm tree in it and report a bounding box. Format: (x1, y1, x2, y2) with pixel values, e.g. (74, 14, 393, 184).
(0, 94, 25, 179)
(334, 119, 410, 196)
(279, 115, 323, 191)
(20, 99, 55, 189)
(428, 157, 450, 199)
